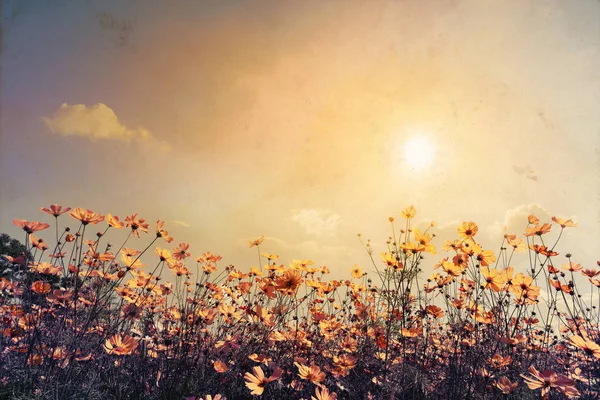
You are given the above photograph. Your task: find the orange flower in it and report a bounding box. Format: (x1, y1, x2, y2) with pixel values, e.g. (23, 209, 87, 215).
(494, 377, 518, 394)
(425, 305, 444, 319)
(212, 360, 228, 373)
(29, 234, 49, 251)
(275, 270, 303, 294)
(524, 223, 552, 237)
(570, 335, 600, 358)
(505, 235, 526, 252)
(552, 216, 577, 228)
(509, 273, 540, 304)
(412, 228, 436, 254)
(31, 281, 51, 294)
(312, 386, 337, 400)
(295, 362, 325, 384)
(400, 205, 416, 219)
(69, 208, 105, 225)
(475, 248, 496, 267)
(521, 366, 579, 398)
(12, 219, 50, 234)
(529, 244, 558, 257)
(249, 236, 265, 248)
(480, 267, 505, 292)
(457, 222, 478, 240)
(155, 220, 174, 243)
(41, 204, 71, 217)
(244, 366, 282, 396)
(155, 248, 175, 266)
(125, 214, 149, 238)
(528, 215, 540, 224)
(106, 214, 124, 229)
(173, 242, 191, 261)
(381, 252, 403, 271)
(30, 262, 61, 276)
(350, 265, 363, 279)
(104, 333, 138, 355)
(562, 262, 582, 272)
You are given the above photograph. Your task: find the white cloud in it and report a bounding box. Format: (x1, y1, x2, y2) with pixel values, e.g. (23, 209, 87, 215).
(490, 203, 553, 239)
(42, 103, 170, 149)
(170, 220, 190, 227)
(290, 209, 342, 237)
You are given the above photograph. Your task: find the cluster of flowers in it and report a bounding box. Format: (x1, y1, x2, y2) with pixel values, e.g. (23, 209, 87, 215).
(0, 205, 598, 399)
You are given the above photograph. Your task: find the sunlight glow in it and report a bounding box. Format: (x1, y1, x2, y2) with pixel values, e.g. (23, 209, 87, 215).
(402, 136, 435, 170)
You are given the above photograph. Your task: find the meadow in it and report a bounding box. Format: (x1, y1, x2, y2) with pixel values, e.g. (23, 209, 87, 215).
(0, 205, 598, 399)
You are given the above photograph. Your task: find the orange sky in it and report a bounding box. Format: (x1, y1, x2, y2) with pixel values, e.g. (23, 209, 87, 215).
(1, 0, 598, 282)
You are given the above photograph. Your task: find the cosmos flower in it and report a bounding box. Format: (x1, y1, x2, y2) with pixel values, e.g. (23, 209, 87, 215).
(41, 204, 71, 217)
(457, 222, 478, 240)
(69, 208, 105, 225)
(570, 335, 600, 359)
(104, 334, 138, 355)
(244, 366, 282, 396)
(12, 219, 50, 234)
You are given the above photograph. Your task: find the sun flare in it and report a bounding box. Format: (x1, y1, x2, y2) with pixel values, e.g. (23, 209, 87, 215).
(402, 136, 435, 170)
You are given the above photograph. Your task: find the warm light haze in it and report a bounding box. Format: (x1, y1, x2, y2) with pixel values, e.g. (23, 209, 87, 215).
(1, 0, 598, 278)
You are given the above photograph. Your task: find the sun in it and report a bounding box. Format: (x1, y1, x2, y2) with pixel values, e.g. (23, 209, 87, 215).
(402, 136, 435, 170)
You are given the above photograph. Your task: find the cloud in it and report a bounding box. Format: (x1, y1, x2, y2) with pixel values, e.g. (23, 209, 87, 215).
(170, 220, 190, 227)
(290, 209, 342, 237)
(43, 103, 169, 149)
(491, 203, 553, 238)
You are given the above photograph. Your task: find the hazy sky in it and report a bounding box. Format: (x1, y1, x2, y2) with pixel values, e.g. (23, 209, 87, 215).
(1, 0, 598, 279)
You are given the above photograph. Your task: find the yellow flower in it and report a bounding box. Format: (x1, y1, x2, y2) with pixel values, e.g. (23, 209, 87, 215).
(401, 205, 416, 219)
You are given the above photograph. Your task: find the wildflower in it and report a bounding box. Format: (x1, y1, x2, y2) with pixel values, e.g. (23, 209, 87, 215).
(29, 234, 49, 251)
(173, 243, 191, 261)
(381, 252, 403, 271)
(312, 386, 337, 400)
(31, 281, 51, 294)
(494, 377, 518, 394)
(125, 213, 149, 238)
(581, 269, 600, 278)
(506, 235, 526, 252)
(480, 267, 505, 292)
(350, 265, 363, 279)
(425, 305, 444, 319)
(104, 334, 138, 355)
(457, 222, 478, 240)
(529, 244, 558, 257)
(562, 262, 582, 272)
(413, 228, 436, 254)
(212, 360, 228, 373)
(521, 366, 579, 398)
(69, 208, 105, 225)
(552, 216, 577, 228)
(244, 366, 282, 396)
(106, 214, 124, 229)
(570, 335, 600, 358)
(249, 236, 265, 248)
(401, 205, 416, 219)
(12, 219, 50, 234)
(156, 220, 174, 243)
(275, 270, 303, 295)
(295, 362, 325, 385)
(509, 273, 541, 304)
(528, 215, 540, 224)
(41, 204, 71, 217)
(30, 262, 61, 276)
(155, 248, 175, 265)
(524, 223, 552, 237)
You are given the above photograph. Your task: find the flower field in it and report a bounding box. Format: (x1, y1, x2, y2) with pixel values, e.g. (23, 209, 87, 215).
(1, 205, 598, 399)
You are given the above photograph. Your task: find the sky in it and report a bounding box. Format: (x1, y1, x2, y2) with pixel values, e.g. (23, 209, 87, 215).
(1, 0, 599, 282)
